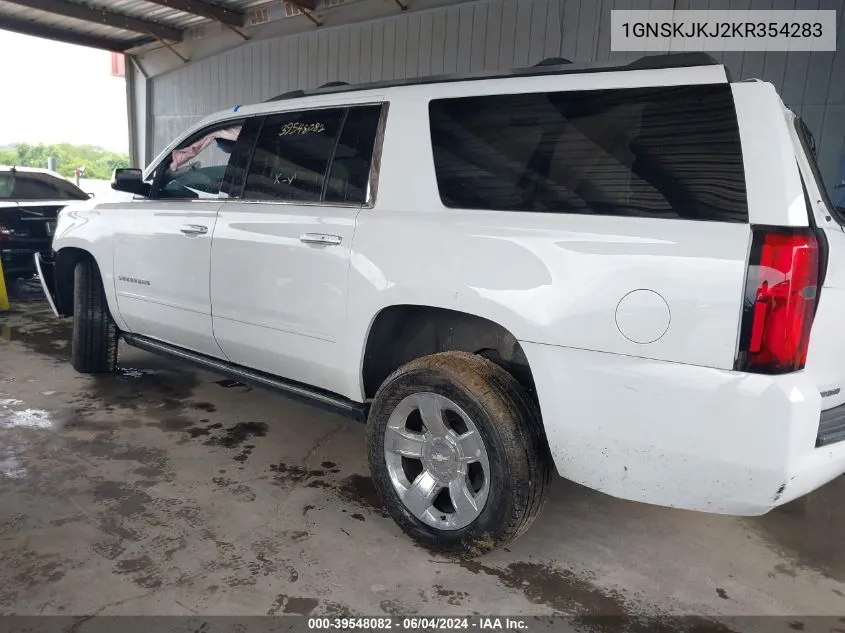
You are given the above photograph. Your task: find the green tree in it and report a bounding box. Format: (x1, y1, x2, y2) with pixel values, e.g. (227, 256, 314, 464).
(1, 143, 130, 179)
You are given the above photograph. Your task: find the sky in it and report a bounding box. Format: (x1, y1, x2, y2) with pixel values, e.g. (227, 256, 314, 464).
(0, 30, 129, 153)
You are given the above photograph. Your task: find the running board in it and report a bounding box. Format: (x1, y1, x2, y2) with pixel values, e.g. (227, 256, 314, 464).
(121, 333, 369, 422)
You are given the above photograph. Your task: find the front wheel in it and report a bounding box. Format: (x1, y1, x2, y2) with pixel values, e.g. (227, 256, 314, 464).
(71, 259, 118, 374)
(367, 351, 550, 556)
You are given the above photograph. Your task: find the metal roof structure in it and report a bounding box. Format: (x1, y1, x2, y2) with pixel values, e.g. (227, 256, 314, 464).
(0, 0, 321, 52)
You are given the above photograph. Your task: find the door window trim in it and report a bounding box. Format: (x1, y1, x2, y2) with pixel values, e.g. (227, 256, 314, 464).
(320, 108, 351, 202)
(220, 115, 263, 201)
(364, 102, 389, 209)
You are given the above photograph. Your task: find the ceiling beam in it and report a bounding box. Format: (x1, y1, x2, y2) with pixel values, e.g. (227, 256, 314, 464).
(139, 0, 245, 27)
(3, 0, 184, 41)
(0, 14, 151, 51)
(288, 1, 322, 26)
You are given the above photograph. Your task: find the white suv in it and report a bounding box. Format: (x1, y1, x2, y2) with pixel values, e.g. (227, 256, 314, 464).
(37, 52, 845, 555)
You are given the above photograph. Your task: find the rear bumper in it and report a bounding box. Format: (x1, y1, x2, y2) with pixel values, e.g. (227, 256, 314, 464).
(817, 402, 845, 447)
(522, 341, 845, 516)
(34, 253, 60, 317)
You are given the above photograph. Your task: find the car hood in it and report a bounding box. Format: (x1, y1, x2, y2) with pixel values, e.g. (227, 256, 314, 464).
(0, 199, 77, 209)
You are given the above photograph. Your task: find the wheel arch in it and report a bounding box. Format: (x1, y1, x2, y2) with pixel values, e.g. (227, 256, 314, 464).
(365, 349, 552, 554)
(54, 247, 99, 316)
(360, 304, 536, 401)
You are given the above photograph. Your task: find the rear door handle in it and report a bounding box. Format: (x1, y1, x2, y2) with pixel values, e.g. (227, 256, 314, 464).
(300, 233, 342, 245)
(180, 224, 208, 236)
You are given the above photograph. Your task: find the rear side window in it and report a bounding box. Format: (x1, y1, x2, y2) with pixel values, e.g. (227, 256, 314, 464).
(243, 108, 345, 202)
(429, 85, 748, 222)
(324, 105, 382, 205)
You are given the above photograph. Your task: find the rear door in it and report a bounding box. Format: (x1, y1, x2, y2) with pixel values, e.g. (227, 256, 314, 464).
(210, 103, 384, 395)
(789, 113, 845, 411)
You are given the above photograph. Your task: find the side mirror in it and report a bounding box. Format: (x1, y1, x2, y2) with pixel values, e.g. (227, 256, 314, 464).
(87, 192, 95, 198)
(111, 168, 148, 196)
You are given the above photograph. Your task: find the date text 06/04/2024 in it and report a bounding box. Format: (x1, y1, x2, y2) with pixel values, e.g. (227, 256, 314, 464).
(307, 617, 529, 630)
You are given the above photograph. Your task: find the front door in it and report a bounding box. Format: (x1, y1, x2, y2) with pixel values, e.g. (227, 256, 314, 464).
(113, 119, 245, 358)
(210, 103, 384, 394)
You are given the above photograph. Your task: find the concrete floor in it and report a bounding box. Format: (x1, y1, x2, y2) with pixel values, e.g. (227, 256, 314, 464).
(2, 284, 845, 625)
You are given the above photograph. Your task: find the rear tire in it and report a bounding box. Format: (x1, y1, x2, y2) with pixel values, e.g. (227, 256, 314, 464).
(367, 351, 551, 556)
(71, 259, 118, 374)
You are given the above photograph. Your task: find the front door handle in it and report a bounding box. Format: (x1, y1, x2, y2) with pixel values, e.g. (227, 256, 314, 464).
(180, 224, 208, 236)
(300, 233, 342, 245)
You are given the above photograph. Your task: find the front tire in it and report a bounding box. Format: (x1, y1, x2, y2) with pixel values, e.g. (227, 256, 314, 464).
(71, 259, 118, 374)
(367, 351, 550, 556)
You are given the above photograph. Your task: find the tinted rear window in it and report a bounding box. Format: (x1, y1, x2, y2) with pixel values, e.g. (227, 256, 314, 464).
(429, 85, 748, 222)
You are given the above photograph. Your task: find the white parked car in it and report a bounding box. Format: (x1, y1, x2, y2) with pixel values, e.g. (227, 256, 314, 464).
(37, 53, 845, 555)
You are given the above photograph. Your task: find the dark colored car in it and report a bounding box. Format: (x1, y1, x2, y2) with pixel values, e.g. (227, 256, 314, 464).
(0, 166, 90, 279)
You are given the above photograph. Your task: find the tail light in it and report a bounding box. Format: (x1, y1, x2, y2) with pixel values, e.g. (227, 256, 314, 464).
(0, 225, 12, 241)
(735, 227, 820, 374)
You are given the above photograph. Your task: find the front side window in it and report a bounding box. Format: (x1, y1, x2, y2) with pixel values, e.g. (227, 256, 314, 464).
(154, 121, 244, 200)
(429, 85, 748, 222)
(243, 109, 345, 202)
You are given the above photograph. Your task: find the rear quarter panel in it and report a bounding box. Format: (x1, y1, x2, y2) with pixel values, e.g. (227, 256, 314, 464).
(731, 82, 810, 227)
(341, 79, 752, 401)
(787, 109, 845, 411)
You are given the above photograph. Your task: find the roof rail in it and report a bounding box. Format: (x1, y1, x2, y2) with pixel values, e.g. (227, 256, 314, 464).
(534, 57, 573, 66)
(272, 89, 306, 100)
(264, 52, 725, 103)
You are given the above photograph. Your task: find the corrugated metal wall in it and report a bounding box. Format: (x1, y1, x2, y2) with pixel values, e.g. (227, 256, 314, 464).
(150, 0, 845, 193)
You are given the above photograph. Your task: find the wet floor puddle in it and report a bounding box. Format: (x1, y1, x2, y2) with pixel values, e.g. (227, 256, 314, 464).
(5, 302, 845, 621)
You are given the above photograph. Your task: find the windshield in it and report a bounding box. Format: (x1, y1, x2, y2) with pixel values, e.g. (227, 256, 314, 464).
(794, 117, 844, 224)
(0, 171, 90, 201)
